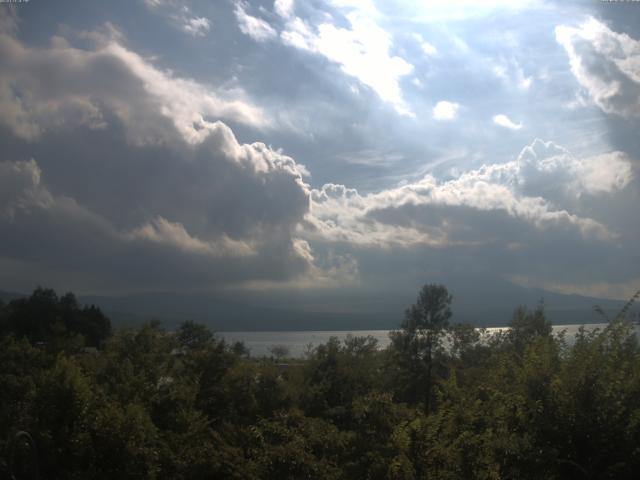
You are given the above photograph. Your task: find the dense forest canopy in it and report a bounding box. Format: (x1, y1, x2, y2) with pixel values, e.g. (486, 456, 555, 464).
(1, 285, 640, 479)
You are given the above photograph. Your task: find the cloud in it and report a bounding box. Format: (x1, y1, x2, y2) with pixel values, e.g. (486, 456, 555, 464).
(433, 101, 459, 120)
(279, 16, 314, 50)
(516, 66, 533, 90)
(127, 216, 255, 258)
(294, 133, 640, 299)
(183, 17, 211, 37)
(0, 155, 351, 292)
(279, 3, 414, 115)
(412, 33, 437, 56)
(304, 139, 632, 250)
(0, 29, 267, 143)
(515, 138, 633, 198)
(0, 159, 48, 218)
(556, 17, 640, 117)
(241, 240, 360, 290)
(0, 135, 312, 289)
(274, 0, 294, 19)
(1, 5, 637, 300)
(493, 58, 532, 90)
(389, 0, 539, 23)
(0, 29, 320, 291)
(234, 1, 277, 42)
(493, 114, 522, 130)
(421, 41, 438, 57)
(0, 4, 17, 35)
(143, 0, 211, 38)
(509, 275, 640, 302)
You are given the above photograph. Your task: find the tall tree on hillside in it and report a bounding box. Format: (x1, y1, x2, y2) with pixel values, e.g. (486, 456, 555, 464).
(389, 284, 452, 411)
(4, 287, 111, 347)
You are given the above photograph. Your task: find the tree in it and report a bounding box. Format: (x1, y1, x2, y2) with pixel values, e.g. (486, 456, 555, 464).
(3, 288, 111, 348)
(5, 287, 58, 343)
(508, 304, 551, 353)
(299, 336, 382, 422)
(389, 284, 452, 411)
(176, 320, 213, 350)
(449, 322, 484, 365)
(80, 304, 112, 347)
(269, 345, 290, 361)
(0, 298, 6, 336)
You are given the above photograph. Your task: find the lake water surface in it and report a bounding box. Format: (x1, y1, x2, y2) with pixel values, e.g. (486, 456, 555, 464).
(219, 323, 639, 358)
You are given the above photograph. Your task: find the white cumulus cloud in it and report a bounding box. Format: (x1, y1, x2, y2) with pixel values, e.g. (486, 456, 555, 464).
(493, 114, 522, 130)
(304, 139, 632, 251)
(556, 17, 640, 117)
(433, 101, 460, 120)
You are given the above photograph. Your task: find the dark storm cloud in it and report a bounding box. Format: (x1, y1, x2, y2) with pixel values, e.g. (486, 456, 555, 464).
(0, 27, 313, 291)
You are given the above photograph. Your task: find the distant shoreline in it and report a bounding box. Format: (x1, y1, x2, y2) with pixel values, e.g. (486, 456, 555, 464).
(214, 321, 613, 333)
(217, 323, 639, 357)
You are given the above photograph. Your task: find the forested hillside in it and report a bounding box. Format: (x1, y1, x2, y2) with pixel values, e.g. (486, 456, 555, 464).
(1, 285, 639, 479)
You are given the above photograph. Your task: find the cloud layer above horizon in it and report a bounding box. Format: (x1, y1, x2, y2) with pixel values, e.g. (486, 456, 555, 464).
(0, 0, 638, 301)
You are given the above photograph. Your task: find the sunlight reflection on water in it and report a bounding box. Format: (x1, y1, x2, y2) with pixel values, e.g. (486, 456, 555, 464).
(219, 323, 640, 358)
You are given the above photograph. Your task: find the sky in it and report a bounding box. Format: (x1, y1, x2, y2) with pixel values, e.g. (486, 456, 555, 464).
(0, 0, 639, 316)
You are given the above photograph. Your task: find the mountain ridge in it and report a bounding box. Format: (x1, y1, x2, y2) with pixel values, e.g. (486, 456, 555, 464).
(2, 279, 632, 331)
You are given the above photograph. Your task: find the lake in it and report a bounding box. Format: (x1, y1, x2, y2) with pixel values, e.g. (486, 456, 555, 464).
(218, 323, 639, 358)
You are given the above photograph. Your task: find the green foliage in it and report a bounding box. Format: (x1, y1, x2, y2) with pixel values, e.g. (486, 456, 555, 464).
(508, 304, 553, 353)
(389, 284, 453, 409)
(176, 320, 213, 350)
(1, 287, 111, 348)
(2, 285, 640, 479)
(269, 344, 290, 360)
(300, 335, 382, 424)
(247, 410, 345, 479)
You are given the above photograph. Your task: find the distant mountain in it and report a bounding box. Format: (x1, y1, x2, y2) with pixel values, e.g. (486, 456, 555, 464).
(79, 279, 630, 331)
(79, 291, 390, 331)
(0, 290, 26, 304)
(3, 280, 632, 331)
(444, 274, 627, 327)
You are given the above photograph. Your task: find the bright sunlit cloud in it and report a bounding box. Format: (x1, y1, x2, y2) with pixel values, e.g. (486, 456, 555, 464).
(433, 101, 460, 120)
(279, 4, 414, 115)
(493, 114, 522, 130)
(274, 0, 295, 18)
(381, 0, 540, 22)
